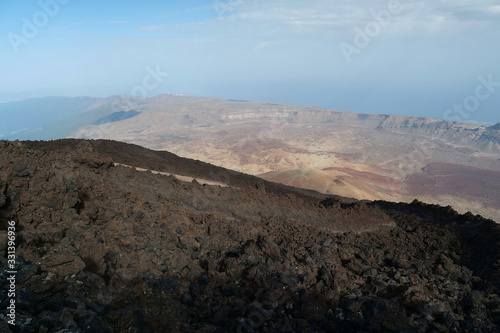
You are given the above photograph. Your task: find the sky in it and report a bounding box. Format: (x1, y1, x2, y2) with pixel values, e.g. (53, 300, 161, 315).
(0, 0, 499, 124)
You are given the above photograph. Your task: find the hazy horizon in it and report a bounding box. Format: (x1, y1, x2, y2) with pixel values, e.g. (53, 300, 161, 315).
(1, 0, 499, 123)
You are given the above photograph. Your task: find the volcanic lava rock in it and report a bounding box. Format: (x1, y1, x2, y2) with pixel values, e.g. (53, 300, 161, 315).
(0, 139, 499, 332)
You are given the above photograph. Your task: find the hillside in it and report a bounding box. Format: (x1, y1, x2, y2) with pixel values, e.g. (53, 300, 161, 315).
(71, 95, 500, 221)
(2, 94, 500, 220)
(1, 139, 500, 332)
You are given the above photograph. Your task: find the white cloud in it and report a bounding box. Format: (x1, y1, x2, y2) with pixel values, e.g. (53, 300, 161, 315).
(489, 5, 500, 14)
(199, 0, 499, 39)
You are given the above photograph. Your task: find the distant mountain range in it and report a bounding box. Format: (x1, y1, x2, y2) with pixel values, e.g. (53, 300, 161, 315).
(2, 95, 500, 150)
(2, 94, 500, 221)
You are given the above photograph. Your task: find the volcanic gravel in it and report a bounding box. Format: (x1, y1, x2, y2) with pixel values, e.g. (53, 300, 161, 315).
(0, 139, 499, 332)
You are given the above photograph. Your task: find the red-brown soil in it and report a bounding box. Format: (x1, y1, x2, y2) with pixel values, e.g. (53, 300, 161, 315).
(406, 163, 500, 209)
(323, 167, 400, 187)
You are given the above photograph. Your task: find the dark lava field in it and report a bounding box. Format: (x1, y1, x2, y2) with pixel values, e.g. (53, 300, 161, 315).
(1, 139, 500, 332)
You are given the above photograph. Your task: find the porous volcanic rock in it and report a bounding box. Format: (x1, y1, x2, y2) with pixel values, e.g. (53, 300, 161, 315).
(0, 139, 499, 332)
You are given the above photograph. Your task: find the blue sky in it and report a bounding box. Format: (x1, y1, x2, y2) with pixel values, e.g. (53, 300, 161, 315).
(0, 0, 499, 123)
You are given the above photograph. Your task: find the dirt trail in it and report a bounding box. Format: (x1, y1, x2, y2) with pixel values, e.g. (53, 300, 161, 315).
(113, 163, 229, 187)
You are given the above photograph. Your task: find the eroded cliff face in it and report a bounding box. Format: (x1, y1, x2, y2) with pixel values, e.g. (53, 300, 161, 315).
(66, 95, 500, 158)
(376, 115, 500, 154)
(1, 139, 500, 332)
(228, 109, 500, 154)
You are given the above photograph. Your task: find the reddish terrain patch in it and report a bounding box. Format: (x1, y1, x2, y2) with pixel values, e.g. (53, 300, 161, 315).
(406, 163, 500, 209)
(323, 166, 403, 191)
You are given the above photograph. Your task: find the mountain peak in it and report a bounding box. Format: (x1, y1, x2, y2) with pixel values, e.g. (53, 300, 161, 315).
(490, 122, 500, 130)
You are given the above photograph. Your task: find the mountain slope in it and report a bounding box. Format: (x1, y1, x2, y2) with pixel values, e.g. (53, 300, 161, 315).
(3, 94, 500, 220)
(67, 94, 500, 221)
(0, 96, 100, 139)
(0, 95, 144, 140)
(1, 139, 500, 332)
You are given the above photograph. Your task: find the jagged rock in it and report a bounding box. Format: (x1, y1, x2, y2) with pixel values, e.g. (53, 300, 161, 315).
(0, 139, 499, 332)
(41, 251, 86, 276)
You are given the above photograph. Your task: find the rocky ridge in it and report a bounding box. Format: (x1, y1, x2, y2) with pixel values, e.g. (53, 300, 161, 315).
(0, 139, 499, 332)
